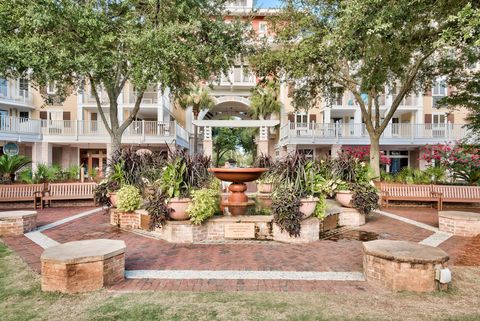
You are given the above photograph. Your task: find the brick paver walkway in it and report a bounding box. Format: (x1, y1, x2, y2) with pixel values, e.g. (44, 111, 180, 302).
(2, 206, 480, 292)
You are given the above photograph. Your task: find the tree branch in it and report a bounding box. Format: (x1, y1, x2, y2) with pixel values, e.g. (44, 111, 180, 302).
(379, 49, 436, 133)
(119, 89, 144, 133)
(89, 76, 113, 136)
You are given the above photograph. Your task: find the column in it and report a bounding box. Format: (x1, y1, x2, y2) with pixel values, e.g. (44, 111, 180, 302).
(203, 126, 213, 158)
(331, 144, 342, 159)
(354, 108, 362, 136)
(32, 142, 52, 171)
(257, 126, 269, 156)
(323, 108, 331, 123)
(157, 87, 164, 122)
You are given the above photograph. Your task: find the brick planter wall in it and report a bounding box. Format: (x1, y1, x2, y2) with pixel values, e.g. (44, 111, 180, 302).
(339, 207, 365, 227)
(0, 211, 37, 236)
(41, 239, 126, 294)
(154, 221, 207, 243)
(273, 217, 320, 243)
(439, 211, 480, 237)
(363, 240, 449, 292)
(110, 209, 140, 230)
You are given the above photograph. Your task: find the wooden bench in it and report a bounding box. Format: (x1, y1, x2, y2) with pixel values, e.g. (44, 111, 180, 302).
(0, 184, 45, 209)
(432, 185, 480, 211)
(380, 183, 441, 209)
(42, 182, 97, 209)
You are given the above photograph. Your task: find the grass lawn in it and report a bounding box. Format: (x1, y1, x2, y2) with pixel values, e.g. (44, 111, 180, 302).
(1, 242, 480, 321)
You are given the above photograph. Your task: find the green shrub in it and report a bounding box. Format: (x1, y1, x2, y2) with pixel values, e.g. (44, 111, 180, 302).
(187, 187, 219, 225)
(18, 168, 33, 184)
(116, 185, 142, 212)
(272, 183, 303, 237)
(313, 194, 327, 219)
(351, 184, 379, 215)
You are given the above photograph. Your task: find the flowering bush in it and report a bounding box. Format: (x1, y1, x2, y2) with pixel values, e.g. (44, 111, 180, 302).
(342, 146, 391, 166)
(422, 144, 480, 185)
(116, 185, 142, 212)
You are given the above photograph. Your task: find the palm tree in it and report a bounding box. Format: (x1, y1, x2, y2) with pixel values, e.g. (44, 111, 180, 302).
(0, 154, 31, 183)
(250, 79, 281, 120)
(179, 85, 215, 153)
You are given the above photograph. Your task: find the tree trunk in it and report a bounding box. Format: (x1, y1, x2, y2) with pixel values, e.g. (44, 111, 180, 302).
(110, 133, 122, 158)
(193, 107, 199, 155)
(369, 134, 381, 179)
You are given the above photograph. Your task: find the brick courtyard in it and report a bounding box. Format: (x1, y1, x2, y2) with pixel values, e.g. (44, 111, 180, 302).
(1, 205, 480, 292)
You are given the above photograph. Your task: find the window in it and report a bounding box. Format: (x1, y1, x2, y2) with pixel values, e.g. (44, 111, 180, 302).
(47, 82, 57, 94)
(259, 22, 268, 35)
(432, 81, 447, 108)
(386, 150, 409, 174)
(432, 81, 447, 96)
(295, 113, 308, 124)
(0, 78, 7, 97)
(19, 111, 29, 119)
(19, 78, 29, 96)
(331, 87, 343, 106)
(298, 149, 314, 160)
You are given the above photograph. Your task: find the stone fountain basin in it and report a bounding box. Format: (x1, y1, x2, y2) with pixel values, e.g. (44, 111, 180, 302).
(208, 168, 268, 183)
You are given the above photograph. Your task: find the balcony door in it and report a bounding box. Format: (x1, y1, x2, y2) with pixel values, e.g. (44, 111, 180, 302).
(432, 113, 446, 137)
(0, 110, 9, 131)
(0, 78, 7, 97)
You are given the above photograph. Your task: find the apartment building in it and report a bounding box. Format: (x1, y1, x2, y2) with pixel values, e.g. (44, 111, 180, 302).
(277, 81, 472, 173)
(0, 78, 189, 176)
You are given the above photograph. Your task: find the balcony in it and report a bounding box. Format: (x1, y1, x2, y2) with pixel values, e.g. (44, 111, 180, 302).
(329, 93, 421, 110)
(216, 67, 256, 87)
(0, 116, 42, 141)
(279, 122, 469, 146)
(40, 120, 189, 147)
(0, 88, 34, 108)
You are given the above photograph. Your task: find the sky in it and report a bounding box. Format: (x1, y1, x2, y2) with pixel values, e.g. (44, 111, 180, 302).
(255, 0, 283, 9)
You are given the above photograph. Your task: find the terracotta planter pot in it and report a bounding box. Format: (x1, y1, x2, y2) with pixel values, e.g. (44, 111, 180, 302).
(335, 191, 354, 208)
(109, 192, 118, 207)
(257, 183, 273, 194)
(167, 198, 191, 221)
(299, 196, 319, 218)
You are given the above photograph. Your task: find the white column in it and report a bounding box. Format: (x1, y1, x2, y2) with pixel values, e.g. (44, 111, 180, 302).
(32, 142, 52, 170)
(76, 90, 84, 121)
(353, 108, 361, 136)
(257, 126, 269, 156)
(157, 88, 164, 122)
(203, 126, 213, 158)
(323, 108, 331, 123)
(331, 144, 342, 159)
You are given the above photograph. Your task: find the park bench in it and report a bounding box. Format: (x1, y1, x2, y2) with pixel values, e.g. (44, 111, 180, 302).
(432, 185, 480, 210)
(0, 184, 44, 209)
(380, 183, 480, 210)
(380, 183, 442, 209)
(41, 182, 97, 209)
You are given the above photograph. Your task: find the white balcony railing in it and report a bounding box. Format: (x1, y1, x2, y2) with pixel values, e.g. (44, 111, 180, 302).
(0, 88, 33, 106)
(0, 116, 189, 144)
(280, 122, 469, 144)
(0, 116, 41, 135)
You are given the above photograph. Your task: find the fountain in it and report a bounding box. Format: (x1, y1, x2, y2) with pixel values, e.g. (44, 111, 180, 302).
(208, 167, 268, 215)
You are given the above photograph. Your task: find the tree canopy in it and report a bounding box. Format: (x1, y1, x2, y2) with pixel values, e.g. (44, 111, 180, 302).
(250, 0, 480, 175)
(0, 0, 246, 153)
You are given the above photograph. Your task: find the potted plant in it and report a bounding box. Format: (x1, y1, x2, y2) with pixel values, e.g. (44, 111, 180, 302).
(257, 171, 275, 193)
(116, 185, 142, 213)
(187, 181, 220, 224)
(159, 151, 212, 221)
(335, 181, 354, 208)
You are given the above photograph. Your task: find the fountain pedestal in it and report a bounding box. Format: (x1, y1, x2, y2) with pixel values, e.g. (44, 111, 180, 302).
(209, 168, 268, 215)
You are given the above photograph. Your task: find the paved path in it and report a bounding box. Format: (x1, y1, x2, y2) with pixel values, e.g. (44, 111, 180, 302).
(2, 206, 480, 292)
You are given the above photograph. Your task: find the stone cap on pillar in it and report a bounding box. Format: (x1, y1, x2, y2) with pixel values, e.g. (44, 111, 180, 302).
(439, 211, 480, 221)
(41, 239, 126, 264)
(363, 240, 449, 264)
(0, 210, 37, 219)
